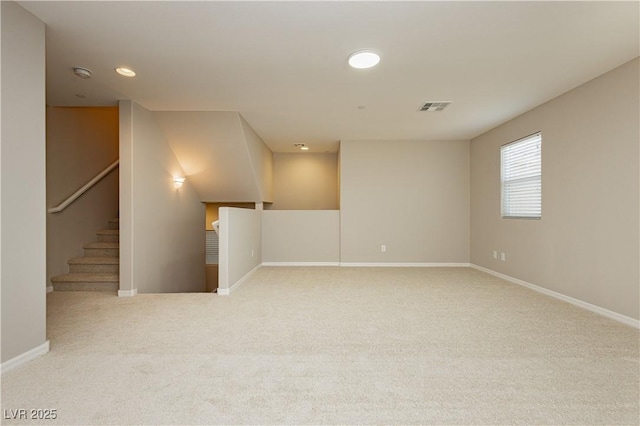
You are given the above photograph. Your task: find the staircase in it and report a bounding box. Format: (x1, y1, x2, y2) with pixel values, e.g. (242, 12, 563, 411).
(51, 218, 119, 292)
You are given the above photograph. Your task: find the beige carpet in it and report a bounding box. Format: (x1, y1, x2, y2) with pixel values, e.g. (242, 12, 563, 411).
(1, 267, 638, 425)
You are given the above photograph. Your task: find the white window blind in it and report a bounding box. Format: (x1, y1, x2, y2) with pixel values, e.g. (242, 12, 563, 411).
(501, 132, 542, 219)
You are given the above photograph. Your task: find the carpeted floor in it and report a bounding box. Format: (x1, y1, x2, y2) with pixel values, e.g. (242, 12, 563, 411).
(1, 267, 638, 425)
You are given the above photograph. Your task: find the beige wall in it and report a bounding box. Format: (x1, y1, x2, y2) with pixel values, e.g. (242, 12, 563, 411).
(470, 58, 639, 320)
(262, 211, 340, 264)
(120, 101, 205, 293)
(340, 140, 470, 264)
(1, 1, 47, 363)
(270, 153, 339, 210)
(154, 111, 273, 203)
(46, 107, 119, 285)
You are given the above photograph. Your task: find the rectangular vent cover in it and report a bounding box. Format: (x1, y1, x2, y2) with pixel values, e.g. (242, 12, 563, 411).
(206, 230, 219, 264)
(420, 101, 451, 112)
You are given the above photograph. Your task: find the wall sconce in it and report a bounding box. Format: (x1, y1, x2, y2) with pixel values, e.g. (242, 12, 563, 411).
(173, 177, 186, 189)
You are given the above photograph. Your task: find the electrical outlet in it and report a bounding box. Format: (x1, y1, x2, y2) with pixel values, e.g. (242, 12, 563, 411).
(493, 250, 498, 259)
(500, 252, 506, 262)
(381, 245, 387, 253)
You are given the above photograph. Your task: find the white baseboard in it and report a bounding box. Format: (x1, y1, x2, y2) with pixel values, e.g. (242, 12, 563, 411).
(118, 288, 137, 297)
(218, 264, 261, 296)
(262, 262, 340, 267)
(1, 340, 50, 375)
(470, 264, 640, 329)
(46, 286, 53, 293)
(340, 262, 471, 268)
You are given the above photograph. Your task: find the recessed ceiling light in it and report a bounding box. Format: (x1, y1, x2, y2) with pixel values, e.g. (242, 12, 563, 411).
(115, 67, 136, 77)
(294, 143, 309, 151)
(348, 50, 380, 69)
(300, 146, 309, 151)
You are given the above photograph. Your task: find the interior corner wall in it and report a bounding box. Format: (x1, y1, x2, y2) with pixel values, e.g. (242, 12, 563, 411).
(46, 107, 119, 286)
(218, 207, 262, 293)
(239, 116, 274, 203)
(153, 111, 261, 203)
(1, 1, 47, 363)
(270, 153, 339, 210)
(120, 101, 205, 293)
(340, 140, 470, 264)
(470, 58, 640, 320)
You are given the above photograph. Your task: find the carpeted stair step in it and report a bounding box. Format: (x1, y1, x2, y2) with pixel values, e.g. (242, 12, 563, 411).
(108, 218, 119, 230)
(51, 273, 118, 292)
(84, 242, 119, 257)
(96, 229, 119, 243)
(68, 256, 119, 274)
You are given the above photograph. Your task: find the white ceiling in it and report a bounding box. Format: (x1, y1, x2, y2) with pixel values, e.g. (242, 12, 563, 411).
(20, 1, 639, 153)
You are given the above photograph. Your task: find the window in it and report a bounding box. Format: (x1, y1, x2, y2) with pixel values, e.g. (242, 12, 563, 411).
(501, 132, 541, 219)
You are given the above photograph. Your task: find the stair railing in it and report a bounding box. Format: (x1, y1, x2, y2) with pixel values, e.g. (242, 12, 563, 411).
(48, 159, 119, 213)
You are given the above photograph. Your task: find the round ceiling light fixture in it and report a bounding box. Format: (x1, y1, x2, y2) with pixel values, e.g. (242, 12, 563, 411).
(348, 50, 380, 69)
(115, 67, 136, 77)
(73, 67, 92, 79)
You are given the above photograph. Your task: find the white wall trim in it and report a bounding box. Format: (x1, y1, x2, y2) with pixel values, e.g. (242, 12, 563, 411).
(470, 264, 640, 329)
(262, 262, 340, 267)
(340, 262, 471, 268)
(46, 286, 53, 293)
(1, 340, 50, 375)
(118, 288, 137, 297)
(218, 264, 261, 296)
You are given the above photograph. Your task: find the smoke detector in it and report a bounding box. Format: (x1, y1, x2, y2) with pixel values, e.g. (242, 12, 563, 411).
(419, 101, 451, 112)
(73, 67, 92, 79)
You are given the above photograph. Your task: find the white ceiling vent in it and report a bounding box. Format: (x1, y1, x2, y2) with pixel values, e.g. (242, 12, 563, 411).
(419, 101, 451, 112)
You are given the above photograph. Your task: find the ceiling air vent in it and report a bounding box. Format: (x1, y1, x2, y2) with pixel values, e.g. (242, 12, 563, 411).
(419, 101, 451, 112)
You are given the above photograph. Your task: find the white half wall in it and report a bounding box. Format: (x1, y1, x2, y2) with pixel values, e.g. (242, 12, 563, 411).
(262, 210, 340, 264)
(119, 101, 205, 293)
(219, 207, 262, 294)
(1, 1, 48, 364)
